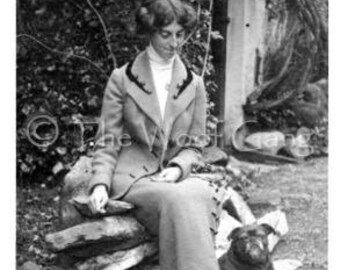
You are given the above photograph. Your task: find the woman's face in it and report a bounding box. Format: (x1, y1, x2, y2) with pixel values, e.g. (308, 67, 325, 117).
(150, 21, 186, 60)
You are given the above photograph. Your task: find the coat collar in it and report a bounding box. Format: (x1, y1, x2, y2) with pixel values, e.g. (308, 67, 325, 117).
(125, 50, 195, 135)
(126, 51, 162, 127)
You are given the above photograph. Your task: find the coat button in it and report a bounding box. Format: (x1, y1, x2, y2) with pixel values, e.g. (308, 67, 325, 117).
(209, 227, 218, 235)
(211, 212, 217, 218)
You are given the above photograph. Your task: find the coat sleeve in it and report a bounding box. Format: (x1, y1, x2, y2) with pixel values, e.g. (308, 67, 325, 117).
(167, 75, 207, 180)
(89, 68, 125, 194)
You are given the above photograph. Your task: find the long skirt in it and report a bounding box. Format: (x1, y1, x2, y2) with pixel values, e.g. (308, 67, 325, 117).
(122, 176, 225, 270)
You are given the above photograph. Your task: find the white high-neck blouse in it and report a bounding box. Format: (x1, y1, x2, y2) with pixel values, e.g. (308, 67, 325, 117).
(146, 44, 175, 120)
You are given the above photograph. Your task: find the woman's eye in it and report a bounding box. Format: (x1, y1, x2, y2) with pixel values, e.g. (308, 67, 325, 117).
(160, 32, 170, 38)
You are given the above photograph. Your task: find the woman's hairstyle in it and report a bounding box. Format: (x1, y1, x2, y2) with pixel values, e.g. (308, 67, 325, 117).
(135, 0, 197, 34)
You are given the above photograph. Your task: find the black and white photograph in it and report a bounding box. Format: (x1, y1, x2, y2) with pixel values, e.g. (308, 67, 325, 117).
(12, 0, 331, 269)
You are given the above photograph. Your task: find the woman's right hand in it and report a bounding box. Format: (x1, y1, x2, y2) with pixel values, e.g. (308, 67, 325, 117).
(89, 184, 109, 214)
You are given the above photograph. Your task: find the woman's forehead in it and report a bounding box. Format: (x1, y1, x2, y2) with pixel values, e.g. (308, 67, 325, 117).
(160, 21, 184, 33)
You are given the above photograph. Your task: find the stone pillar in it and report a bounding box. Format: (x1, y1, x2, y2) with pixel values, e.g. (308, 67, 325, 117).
(223, 0, 267, 145)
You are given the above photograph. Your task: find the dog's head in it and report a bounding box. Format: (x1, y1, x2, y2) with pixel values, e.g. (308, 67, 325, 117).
(228, 223, 276, 266)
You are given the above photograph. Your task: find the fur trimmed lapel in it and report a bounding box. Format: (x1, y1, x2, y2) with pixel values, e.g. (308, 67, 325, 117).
(125, 51, 195, 133)
(125, 51, 163, 127)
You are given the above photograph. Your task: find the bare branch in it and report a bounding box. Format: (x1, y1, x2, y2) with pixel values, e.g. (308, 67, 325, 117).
(17, 34, 108, 78)
(201, 0, 214, 77)
(86, 0, 117, 70)
(182, 0, 202, 46)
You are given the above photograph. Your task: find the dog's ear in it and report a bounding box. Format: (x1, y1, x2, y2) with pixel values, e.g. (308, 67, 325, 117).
(260, 223, 276, 235)
(228, 227, 242, 241)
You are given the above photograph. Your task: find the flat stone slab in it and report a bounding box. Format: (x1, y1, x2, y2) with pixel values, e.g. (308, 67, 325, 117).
(227, 156, 278, 177)
(75, 242, 158, 270)
(202, 146, 229, 166)
(70, 196, 135, 217)
(245, 131, 286, 155)
(46, 216, 148, 258)
(18, 262, 42, 270)
(247, 189, 282, 208)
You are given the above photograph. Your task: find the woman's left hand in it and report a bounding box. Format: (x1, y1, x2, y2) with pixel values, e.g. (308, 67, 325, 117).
(151, 166, 182, 183)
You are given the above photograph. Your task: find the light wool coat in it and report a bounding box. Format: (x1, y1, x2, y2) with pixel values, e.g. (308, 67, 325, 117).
(89, 50, 207, 199)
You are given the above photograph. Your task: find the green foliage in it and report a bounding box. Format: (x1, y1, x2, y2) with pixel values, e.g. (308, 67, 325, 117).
(17, 0, 220, 186)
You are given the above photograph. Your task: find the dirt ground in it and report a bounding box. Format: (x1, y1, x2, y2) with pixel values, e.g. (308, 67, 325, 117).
(247, 157, 328, 270)
(16, 157, 328, 269)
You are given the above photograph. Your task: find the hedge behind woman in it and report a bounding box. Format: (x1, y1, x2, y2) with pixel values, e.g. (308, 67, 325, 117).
(88, 0, 225, 269)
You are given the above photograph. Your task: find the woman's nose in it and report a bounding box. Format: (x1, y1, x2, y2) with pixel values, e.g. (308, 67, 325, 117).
(170, 35, 179, 48)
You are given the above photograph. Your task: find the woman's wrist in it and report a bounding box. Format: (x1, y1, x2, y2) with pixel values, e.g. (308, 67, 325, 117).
(92, 184, 108, 195)
(167, 164, 183, 182)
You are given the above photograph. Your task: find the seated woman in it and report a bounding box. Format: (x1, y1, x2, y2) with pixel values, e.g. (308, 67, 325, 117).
(88, 0, 225, 269)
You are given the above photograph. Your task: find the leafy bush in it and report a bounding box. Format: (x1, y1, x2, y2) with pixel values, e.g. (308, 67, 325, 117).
(17, 0, 221, 186)
(243, 0, 328, 157)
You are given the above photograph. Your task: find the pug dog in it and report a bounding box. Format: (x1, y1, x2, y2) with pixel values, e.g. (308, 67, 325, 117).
(219, 223, 276, 270)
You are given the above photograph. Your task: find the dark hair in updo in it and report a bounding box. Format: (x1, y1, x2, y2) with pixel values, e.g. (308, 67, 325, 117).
(135, 0, 197, 35)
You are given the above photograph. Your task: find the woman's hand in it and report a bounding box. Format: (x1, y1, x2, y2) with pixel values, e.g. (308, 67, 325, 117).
(89, 185, 109, 214)
(151, 166, 182, 183)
